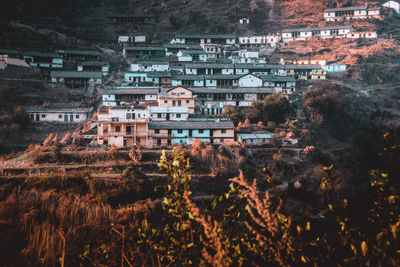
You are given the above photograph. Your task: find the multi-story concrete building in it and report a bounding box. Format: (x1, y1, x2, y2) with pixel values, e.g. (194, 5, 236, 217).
(157, 86, 196, 114)
(27, 107, 92, 122)
(148, 119, 235, 146)
(324, 6, 381, 21)
(96, 105, 149, 147)
(101, 87, 159, 106)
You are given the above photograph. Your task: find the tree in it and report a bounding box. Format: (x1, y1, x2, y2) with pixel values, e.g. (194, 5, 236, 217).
(222, 105, 239, 120)
(13, 106, 30, 127)
(250, 94, 292, 124)
(121, 166, 150, 198)
(302, 84, 342, 125)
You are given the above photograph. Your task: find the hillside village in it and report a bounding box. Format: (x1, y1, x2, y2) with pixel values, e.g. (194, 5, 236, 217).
(1, 2, 398, 151)
(0, 0, 400, 266)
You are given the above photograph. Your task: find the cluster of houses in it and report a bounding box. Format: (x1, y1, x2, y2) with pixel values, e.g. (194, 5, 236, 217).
(4, 3, 393, 148)
(0, 48, 108, 89)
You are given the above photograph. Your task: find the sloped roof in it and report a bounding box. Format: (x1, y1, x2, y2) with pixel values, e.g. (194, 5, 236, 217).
(26, 107, 92, 113)
(78, 61, 110, 67)
(149, 120, 234, 130)
(190, 87, 277, 94)
(324, 6, 367, 12)
(185, 63, 234, 68)
(56, 50, 100, 56)
(257, 75, 297, 82)
(175, 34, 236, 39)
(164, 44, 203, 50)
(102, 88, 159, 95)
(282, 25, 353, 33)
(51, 71, 103, 79)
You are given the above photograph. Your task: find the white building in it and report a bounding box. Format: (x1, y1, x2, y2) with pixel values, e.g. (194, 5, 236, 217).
(77, 61, 110, 75)
(281, 26, 353, 43)
(101, 87, 159, 106)
(237, 133, 272, 146)
(239, 18, 250, 24)
(238, 34, 280, 47)
(324, 6, 381, 21)
(96, 105, 149, 147)
(383, 1, 400, 14)
(149, 106, 189, 121)
(172, 34, 237, 45)
(130, 61, 169, 72)
(345, 31, 378, 39)
(27, 107, 92, 123)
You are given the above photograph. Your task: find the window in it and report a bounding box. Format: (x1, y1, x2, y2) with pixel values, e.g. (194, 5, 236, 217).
(76, 115, 80, 119)
(178, 100, 181, 106)
(155, 129, 160, 134)
(164, 100, 167, 103)
(172, 100, 176, 106)
(41, 114, 46, 118)
(58, 115, 62, 119)
(157, 113, 162, 118)
(221, 129, 226, 134)
(198, 130, 204, 134)
(186, 100, 190, 104)
(178, 129, 183, 134)
(176, 114, 181, 118)
(115, 126, 121, 132)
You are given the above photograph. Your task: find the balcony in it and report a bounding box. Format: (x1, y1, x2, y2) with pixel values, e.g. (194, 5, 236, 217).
(98, 131, 148, 137)
(150, 133, 173, 138)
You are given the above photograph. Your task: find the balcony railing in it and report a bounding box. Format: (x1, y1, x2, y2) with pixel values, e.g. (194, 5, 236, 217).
(98, 131, 148, 136)
(149, 133, 173, 138)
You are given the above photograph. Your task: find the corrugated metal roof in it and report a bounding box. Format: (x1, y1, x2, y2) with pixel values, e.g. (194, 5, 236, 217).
(149, 120, 234, 130)
(164, 44, 203, 50)
(284, 64, 323, 69)
(324, 6, 367, 12)
(102, 88, 159, 95)
(282, 25, 353, 33)
(190, 87, 277, 94)
(172, 75, 205, 80)
(56, 50, 100, 56)
(235, 63, 284, 69)
(51, 71, 103, 79)
(204, 74, 243, 80)
(183, 50, 207, 55)
(147, 71, 172, 78)
(124, 46, 164, 51)
(175, 34, 236, 39)
(185, 63, 234, 68)
(257, 75, 297, 82)
(149, 106, 189, 113)
(237, 133, 272, 139)
(79, 61, 110, 67)
(26, 107, 92, 113)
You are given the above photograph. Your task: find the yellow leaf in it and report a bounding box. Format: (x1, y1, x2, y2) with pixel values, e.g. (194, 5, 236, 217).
(391, 224, 397, 239)
(328, 204, 334, 211)
(301, 255, 308, 263)
(306, 221, 311, 231)
(350, 244, 357, 256)
(323, 164, 334, 171)
(381, 173, 388, 178)
(388, 195, 396, 204)
(297, 225, 302, 235)
(361, 241, 368, 257)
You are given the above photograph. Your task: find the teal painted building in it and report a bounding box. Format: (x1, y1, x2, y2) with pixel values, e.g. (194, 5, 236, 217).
(323, 65, 347, 72)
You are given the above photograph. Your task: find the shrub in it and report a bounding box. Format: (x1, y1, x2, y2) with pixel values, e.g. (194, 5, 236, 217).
(121, 166, 151, 200)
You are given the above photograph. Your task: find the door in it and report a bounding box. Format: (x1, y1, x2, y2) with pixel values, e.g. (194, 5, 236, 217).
(126, 126, 132, 135)
(70, 115, 74, 122)
(64, 115, 68, 122)
(36, 114, 40, 121)
(166, 113, 170, 120)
